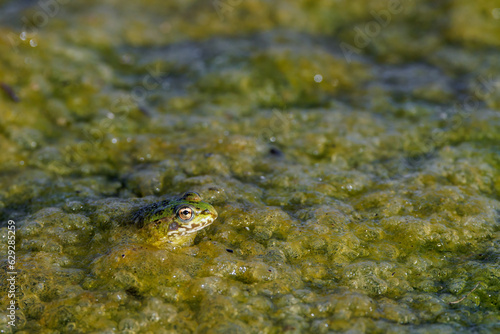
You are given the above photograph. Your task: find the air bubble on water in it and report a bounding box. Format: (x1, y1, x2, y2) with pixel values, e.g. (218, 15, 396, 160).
(107, 112, 115, 119)
(111, 138, 118, 144)
(314, 74, 323, 83)
(29, 39, 37, 47)
(20, 32, 27, 40)
(270, 137, 276, 142)
(20, 161, 25, 166)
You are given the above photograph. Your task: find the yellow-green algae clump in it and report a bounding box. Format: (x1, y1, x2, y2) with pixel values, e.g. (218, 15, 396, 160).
(0, 0, 500, 333)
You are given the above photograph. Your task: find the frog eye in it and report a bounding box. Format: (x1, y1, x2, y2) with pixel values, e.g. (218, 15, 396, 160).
(178, 206, 193, 221)
(181, 191, 202, 202)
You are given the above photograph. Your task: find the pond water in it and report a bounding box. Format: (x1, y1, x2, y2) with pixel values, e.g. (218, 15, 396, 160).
(0, 0, 499, 333)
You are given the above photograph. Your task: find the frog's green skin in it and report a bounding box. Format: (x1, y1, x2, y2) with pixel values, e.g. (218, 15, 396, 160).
(132, 191, 218, 247)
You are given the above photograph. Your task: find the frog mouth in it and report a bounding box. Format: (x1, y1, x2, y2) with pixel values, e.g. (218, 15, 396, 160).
(166, 215, 216, 237)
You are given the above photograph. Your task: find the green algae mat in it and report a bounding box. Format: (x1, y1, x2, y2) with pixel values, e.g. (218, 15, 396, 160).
(1, 0, 500, 333)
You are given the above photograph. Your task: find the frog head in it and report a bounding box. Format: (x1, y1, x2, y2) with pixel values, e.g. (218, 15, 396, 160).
(136, 191, 218, 246)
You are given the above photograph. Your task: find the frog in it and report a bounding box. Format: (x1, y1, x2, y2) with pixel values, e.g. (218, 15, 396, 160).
(85, 191, 218, 293)
(131, 191, 218, 247)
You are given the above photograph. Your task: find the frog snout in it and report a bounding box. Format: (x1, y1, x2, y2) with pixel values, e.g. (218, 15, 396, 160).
(202, 208, 218, 218)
